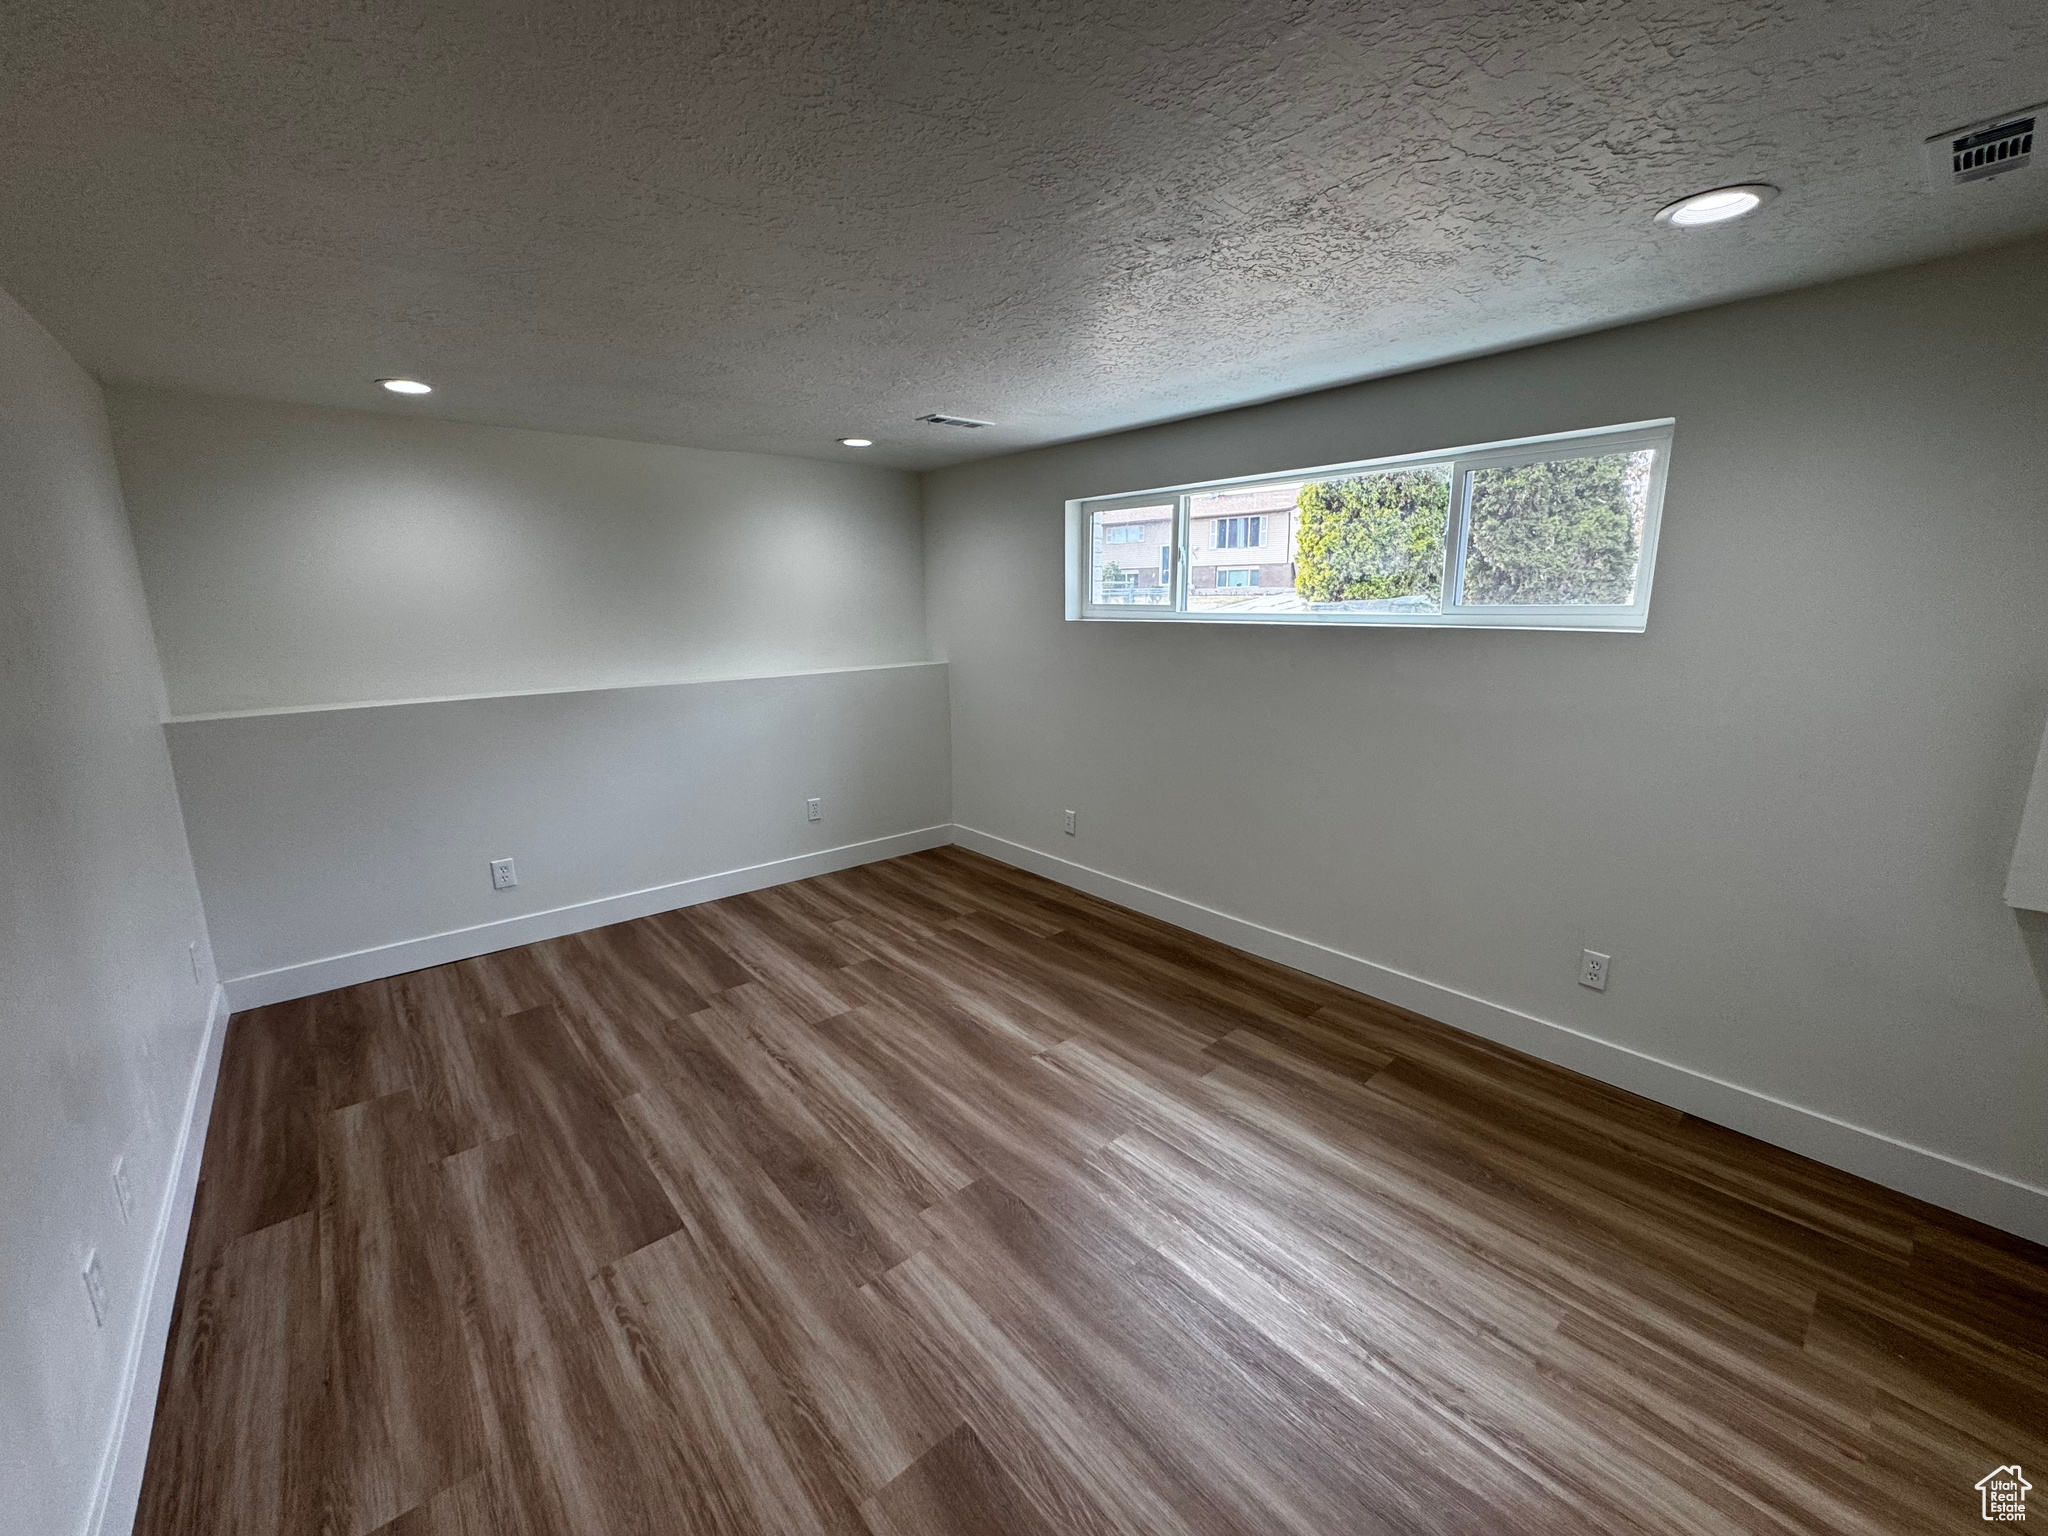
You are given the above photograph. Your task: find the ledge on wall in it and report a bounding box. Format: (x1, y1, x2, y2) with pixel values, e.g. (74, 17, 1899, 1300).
(169, 660, 954, 991)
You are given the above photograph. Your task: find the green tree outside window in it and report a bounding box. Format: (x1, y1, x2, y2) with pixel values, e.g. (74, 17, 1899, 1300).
(1293, 451, 1648, 608)
(1460, 451, 1645, 606)
(1293, 467, 1452, 603)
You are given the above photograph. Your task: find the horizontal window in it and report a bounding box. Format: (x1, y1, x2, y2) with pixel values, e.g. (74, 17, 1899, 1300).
(1070, 421, 1672, 630)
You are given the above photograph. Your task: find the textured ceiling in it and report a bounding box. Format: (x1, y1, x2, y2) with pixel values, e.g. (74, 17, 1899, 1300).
(2, 0, 2044, 468)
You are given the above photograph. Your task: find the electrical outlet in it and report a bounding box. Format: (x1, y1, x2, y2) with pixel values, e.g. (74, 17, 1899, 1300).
(82, 1251, 108, 1328)
(1063, 809, 1077, 836)
(1579, 949, 1611, 991)
(489, 857, 518, 890)
(112, 1157, 134, 1225)
(806, 797, 823, 823)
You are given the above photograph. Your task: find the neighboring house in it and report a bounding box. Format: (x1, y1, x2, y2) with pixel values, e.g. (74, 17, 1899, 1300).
(1188, 483, 1300, 604)
(1093, 503, 1174, 600)
(1093, 482, 1304, 607)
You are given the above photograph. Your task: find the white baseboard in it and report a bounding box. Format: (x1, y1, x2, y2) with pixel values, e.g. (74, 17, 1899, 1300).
(953, 825, 2048, 1247)
(204, 814, 2048, 1238)
(222, 825, 957, 1012)
(87, 980, 230, 1536)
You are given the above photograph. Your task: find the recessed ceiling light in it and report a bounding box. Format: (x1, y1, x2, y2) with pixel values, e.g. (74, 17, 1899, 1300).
(838, 437, 874, 448)
(378, 378, 433, 395)
(1654, 184, 1778, 228)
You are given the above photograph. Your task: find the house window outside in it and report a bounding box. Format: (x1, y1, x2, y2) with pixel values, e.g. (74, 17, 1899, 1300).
(1071, 421, 1672, 631)
(1104, 523, 1145, 544)
(1213, 515, 1263, 549)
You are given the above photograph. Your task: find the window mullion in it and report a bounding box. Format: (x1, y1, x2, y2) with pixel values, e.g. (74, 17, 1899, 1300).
(1442, 459, 1475, 614)
(1174, 495, 1191, 613)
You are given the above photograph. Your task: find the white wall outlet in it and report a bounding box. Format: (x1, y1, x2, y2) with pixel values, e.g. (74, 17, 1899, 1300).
(187, 939, 202, 985)
(112, 1157, 134, 1225)
(82, 1251, 108, 1328)
(806, 797, 823, 822)
(1579, 949, 1611, 991)
(1063, 809, 1077, 836)
(489, 857, 518, 890)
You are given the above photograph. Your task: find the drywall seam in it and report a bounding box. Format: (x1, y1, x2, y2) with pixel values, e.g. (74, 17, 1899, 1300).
(222, 825, 956, 1011)
(85, 981, 229, 1536)
(953, 825, 2048, 1246)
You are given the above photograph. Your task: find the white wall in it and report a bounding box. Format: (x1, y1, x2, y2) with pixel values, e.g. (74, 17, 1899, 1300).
(107, 388, 929, 717)
(924, 236, 2048, 1237)
(0, 290, 219, 1535)
(169, 664, 952, 1002)
(109, 390, 949, 1003)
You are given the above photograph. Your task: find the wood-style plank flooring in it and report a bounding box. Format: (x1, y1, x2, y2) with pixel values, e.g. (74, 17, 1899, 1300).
(138, 846, 2048, 1535)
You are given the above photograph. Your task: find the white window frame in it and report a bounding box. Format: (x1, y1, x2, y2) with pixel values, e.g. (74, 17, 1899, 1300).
(1067, 419, 1674, 632)
(1079, 492, 1181, 612)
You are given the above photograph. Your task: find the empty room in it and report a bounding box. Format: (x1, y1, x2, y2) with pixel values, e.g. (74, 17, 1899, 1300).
(6, 2, 2048, 1533)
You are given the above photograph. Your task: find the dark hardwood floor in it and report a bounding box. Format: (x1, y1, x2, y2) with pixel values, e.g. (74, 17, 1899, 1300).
(137, 846, 2048, 1535)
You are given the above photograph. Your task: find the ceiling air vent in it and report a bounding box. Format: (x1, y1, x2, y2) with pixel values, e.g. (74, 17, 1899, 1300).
(1926, 104, 2039, 188)
(916, 413, 994, 429)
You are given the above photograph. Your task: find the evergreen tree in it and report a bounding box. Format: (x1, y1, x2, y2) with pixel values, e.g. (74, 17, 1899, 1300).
(1293, 467, 1451, 603)
(1460, 452, 1643, 605)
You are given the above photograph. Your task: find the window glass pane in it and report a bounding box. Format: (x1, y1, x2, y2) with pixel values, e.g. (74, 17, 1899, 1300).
(1188, 483, 1304, 611)
(1292, 463, 1453, 615)
(1458, 448, 1655, 607)
(1088, 503, 1174, 607)
(1075, 423, 1669, 629)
